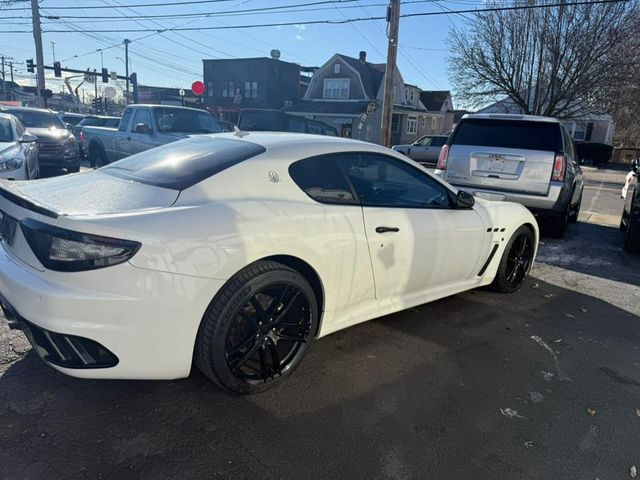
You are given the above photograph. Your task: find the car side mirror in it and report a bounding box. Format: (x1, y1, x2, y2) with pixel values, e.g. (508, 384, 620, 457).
(135, 123, 152, 134)
(455, 190, 475, 209)
(632, 158, 640, 174)
(20, 133, 38, 143)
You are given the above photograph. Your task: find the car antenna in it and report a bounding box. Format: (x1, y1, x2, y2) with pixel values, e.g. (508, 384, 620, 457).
(233, 126, 249, 138)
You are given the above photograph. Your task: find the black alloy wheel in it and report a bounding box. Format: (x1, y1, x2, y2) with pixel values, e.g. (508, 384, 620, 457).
(225, 284, 312, 384)
(195, 261, 318, 394)
(504, 233, 533, 289)
(492, 226, 535, 293)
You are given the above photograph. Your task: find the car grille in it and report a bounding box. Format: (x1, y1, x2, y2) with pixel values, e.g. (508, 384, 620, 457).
(37, 142, 61, 156)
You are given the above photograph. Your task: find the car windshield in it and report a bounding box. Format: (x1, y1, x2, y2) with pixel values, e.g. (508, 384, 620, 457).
(452, 119, 559, 151)
(101, 136, 265, 190)
(0, 118, 14, 142)
(154, 108, 221, 134)
(78, 117, 118, 127)
(5, 110, 65, 129)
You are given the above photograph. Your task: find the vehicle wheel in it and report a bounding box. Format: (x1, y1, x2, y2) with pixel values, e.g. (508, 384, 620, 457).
(195, 261, 318, 394)
(90, 145, 107, 168)
(491, 226, 535, 293)
(544, 199, 571, 238)
(568, 192, 582, 223)
(623, 214, 640, 253)
(67, 165, 80, 173)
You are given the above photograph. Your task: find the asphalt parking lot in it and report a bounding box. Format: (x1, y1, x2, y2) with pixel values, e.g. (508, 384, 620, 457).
(1, 166, 639, 480)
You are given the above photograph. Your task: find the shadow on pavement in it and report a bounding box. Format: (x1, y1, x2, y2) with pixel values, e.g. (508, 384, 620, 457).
(1, 278, 639, 479)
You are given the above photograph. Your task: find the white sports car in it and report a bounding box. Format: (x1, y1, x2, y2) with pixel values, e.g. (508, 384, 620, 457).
(0, 133, 538, 394)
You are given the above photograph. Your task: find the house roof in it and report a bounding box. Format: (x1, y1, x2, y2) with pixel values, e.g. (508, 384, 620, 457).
(420, 90, 451, 111)
(335, 54, 385, 99)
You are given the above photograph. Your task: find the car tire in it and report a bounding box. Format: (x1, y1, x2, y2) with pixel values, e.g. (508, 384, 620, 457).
(195, 260, 318, 394)
(623, 213, 640, 253)
(491, 226, 535, 293)
(568, 192, 582, 224)
(89, 145, 107, 168)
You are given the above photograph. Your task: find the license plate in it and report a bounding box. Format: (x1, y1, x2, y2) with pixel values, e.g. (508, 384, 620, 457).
(489, 158, 506, 171)
(0, 210, 17, 245)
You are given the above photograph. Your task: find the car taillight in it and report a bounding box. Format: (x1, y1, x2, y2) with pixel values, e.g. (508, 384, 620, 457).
(436, 144, 449, 171)
(551, 154, 566, 182)
(79, 131, 85, 142)
(20, 218, 141, 272)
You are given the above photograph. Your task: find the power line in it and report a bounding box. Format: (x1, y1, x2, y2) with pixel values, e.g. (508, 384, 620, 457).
(0, 0, 615, 34)
(0, 0, 255, 11)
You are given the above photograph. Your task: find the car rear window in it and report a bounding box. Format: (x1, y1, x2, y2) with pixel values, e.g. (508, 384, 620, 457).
(452, 119, 560, 151)
(101, 136, 266, 190)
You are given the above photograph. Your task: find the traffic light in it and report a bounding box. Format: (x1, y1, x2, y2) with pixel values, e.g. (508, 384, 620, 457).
(101, 68, 109, 83)
(26, 58, 34, 73)
(92, 97, 103, 112)
(53, 61, 61, 77)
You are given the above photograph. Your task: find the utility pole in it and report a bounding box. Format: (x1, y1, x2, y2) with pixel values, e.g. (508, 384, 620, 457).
(9, 61, 13, 83)
(30, 0, 46, 107)
(124, 38, 131, 104)
(50, 41, 56, 62)
(380, 0, 400, 148)
(1, 56, 5, 101)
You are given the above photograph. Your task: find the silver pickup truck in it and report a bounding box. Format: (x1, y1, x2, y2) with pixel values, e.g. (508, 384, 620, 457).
(81, 104, 221, 167)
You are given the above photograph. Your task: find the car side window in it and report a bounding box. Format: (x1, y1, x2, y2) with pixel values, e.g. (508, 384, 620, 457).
(431, 137, 445, 147)
(118, 109, 133, 132)
(289, 155, 356, 205)
(339, 153, 452, 209)
(14, 119, 24, 138)
(416, 136, 431, 146)
(133, 110, 153, 132)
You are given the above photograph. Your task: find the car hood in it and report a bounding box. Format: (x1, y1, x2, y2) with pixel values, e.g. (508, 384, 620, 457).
(27, 127, 74, 143)
(0, 170, 179, 216)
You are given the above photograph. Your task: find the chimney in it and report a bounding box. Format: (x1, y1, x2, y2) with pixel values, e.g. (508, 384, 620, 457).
(270, 49, 281, 60)
(359, 51, 367, 63)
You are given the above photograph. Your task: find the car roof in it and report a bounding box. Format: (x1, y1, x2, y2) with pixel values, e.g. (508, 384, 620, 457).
(0, 112, 16, 121)
(208, 131, 392, 155)
(462, 113, 560, 124)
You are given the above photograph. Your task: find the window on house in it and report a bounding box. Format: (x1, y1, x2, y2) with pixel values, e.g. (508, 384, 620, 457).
(422, 116, 426, 127)
(207, 82, 214, 97)
(404, 88, 409, 102)
(406, 116, 418, 135)
(334, 63, 341, 74)
(244, 81, 258, 98)
(221, 82, 234, 98)
(391, 114, 400, 133)
(323, 78, 350, 99)
(431, 117, 439, 130)
(409, 90, 415, 102)
(573, 122, 587, 141)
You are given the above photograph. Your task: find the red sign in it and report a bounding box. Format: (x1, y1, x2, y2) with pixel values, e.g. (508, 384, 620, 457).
(191, 81, 205, 96)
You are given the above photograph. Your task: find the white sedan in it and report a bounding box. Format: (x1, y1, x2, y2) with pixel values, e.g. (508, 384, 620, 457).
(0, 133, 538, 394)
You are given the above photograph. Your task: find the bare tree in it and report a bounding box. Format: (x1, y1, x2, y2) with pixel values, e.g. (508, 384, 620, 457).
(448, 0, 640, 118)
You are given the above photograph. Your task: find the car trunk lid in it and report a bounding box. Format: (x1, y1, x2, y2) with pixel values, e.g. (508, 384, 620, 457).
(0, 171, 178, 270)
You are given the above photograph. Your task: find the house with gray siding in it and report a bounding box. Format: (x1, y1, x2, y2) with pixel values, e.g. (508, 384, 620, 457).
(286, 51, 431, 145)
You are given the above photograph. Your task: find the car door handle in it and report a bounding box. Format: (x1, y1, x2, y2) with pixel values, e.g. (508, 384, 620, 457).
(375, 226, 400, 233)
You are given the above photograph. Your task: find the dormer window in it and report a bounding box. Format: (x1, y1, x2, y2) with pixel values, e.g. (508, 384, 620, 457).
(334, 64, 341, 74)
(323, 78, 350, 99)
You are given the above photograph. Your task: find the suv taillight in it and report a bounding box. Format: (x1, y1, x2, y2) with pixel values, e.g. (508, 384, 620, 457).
(551, 154, 566, 182)
(79, 131, 85, 142)
(436, 144, 450, 171)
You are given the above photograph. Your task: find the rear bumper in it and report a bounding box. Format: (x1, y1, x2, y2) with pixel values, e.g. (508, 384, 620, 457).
(0, 243, 225, 380)
(444, 180, 568, 216)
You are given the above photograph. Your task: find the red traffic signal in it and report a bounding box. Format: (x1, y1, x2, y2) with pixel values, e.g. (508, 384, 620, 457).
(191, 81, 205, 96)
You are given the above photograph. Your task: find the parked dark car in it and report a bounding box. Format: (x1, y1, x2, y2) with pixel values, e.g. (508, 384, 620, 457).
(1, 107, 80, 172)
(620, 158, 640, 253)
(58, 112, 87, 128)
(436, 113, 583, 238)
(238, 109, 338, 136)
